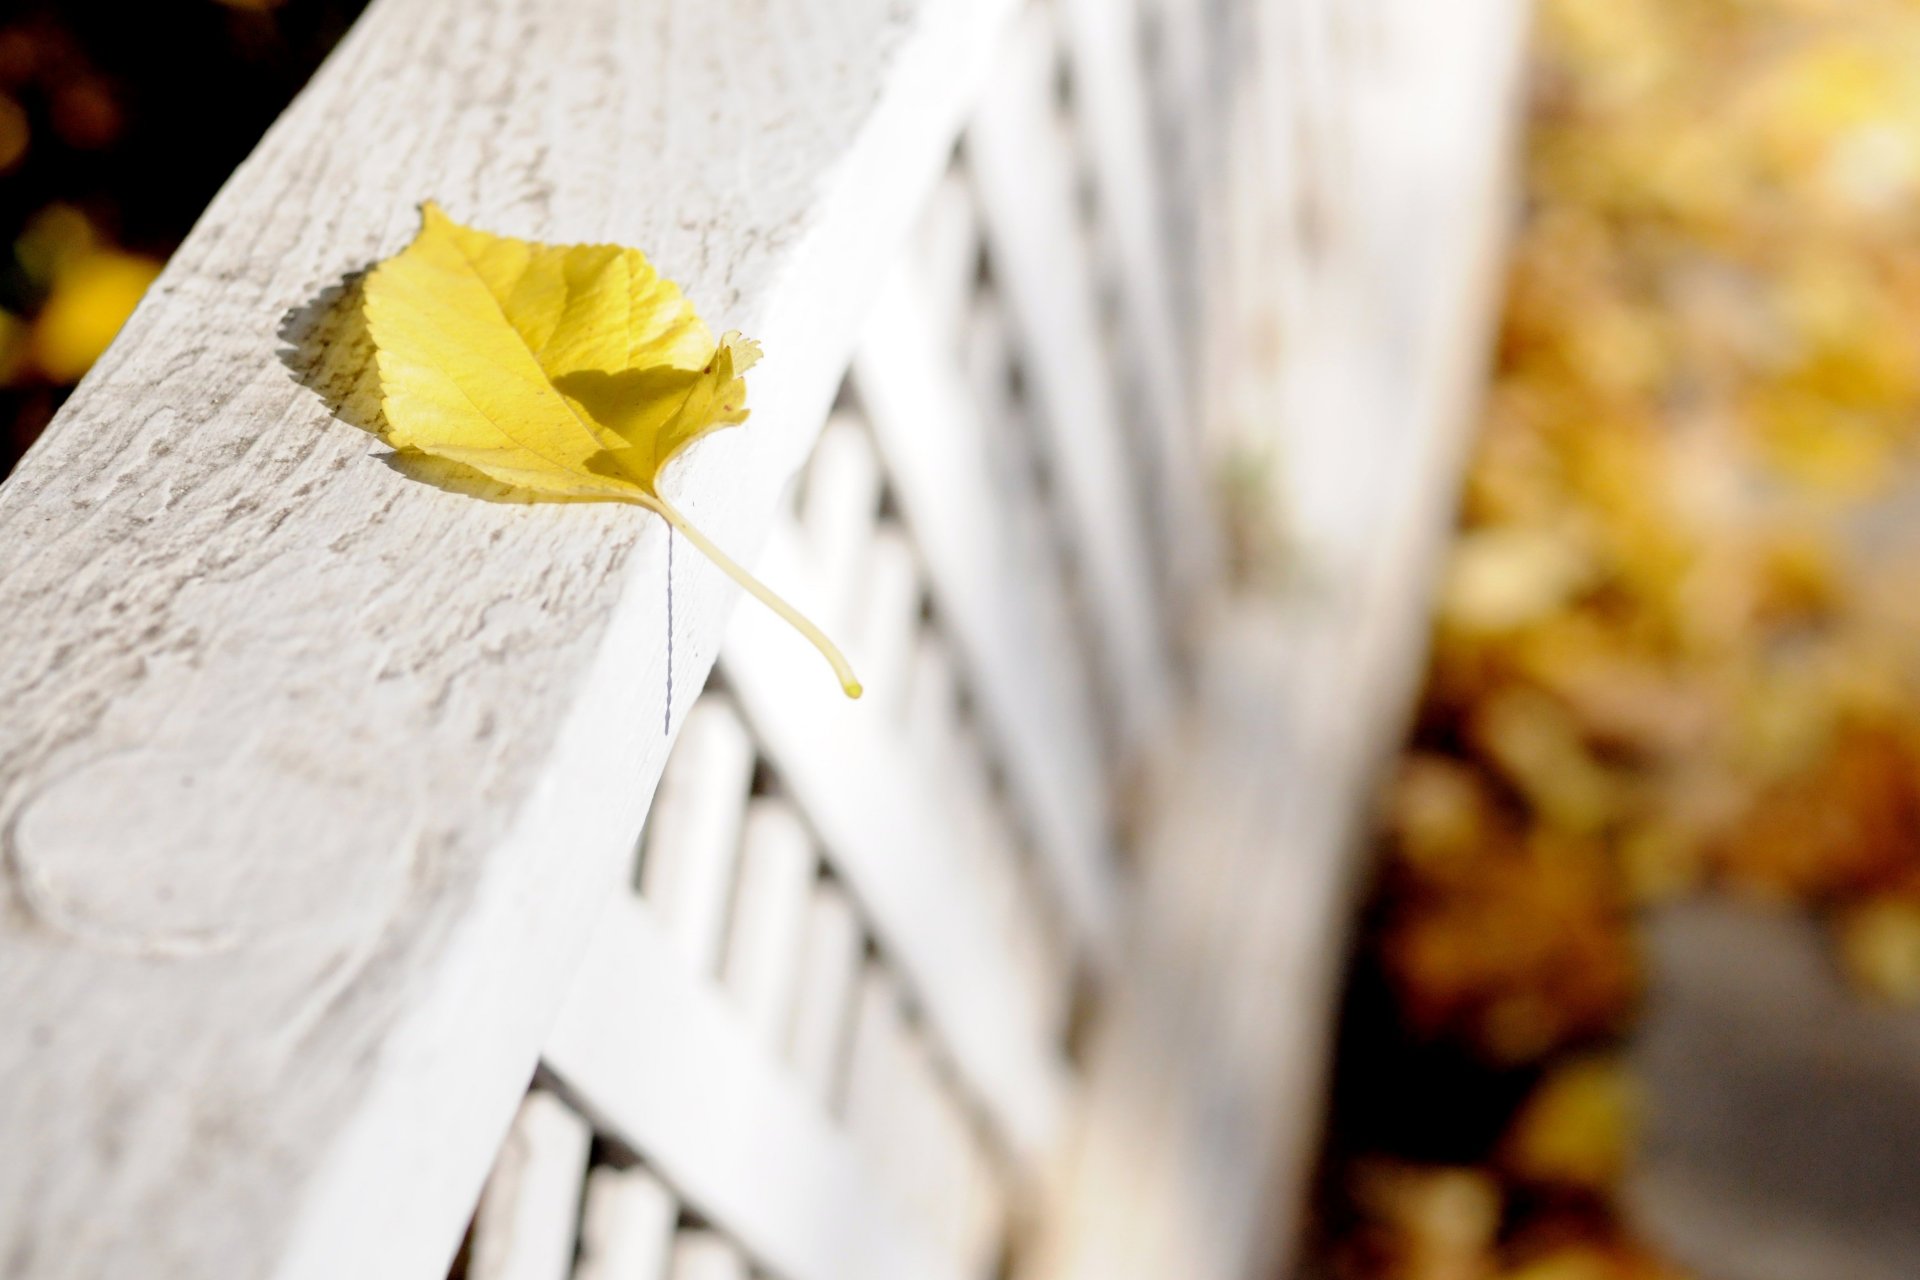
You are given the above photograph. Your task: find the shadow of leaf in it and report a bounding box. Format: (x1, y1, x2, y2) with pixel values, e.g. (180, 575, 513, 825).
(277, 269, 380, 438)
(276, 269, 598, 506)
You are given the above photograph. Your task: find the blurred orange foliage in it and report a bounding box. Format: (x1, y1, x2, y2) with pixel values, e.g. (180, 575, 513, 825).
(1320, 0, 1920, 1275)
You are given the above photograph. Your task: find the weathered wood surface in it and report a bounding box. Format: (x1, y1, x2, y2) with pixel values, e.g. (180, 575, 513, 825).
(0, 0, 1022, 1276)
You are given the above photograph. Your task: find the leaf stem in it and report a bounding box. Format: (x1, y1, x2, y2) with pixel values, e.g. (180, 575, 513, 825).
(639, 492, 863, 700)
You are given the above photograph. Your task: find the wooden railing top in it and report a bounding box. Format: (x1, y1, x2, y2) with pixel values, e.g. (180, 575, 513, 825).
(0, 1, 1028, 1276)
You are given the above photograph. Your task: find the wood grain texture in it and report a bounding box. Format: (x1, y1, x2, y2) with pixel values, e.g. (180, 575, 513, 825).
(0, 0, 1019, 1276)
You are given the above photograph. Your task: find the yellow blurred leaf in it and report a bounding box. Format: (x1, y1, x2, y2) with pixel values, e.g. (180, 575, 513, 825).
(1442, 527, 1597, 634)
(1834, 896, 1920, 1002)
(1499, 1057, 1639, 1192)
(29, 249, 159, 384)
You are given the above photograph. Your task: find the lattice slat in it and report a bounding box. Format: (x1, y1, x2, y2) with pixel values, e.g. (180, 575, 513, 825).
(468, 1093, 593, 1280)
(576, 1166, 677, 1280)
(843, 965, 908, 1178)
(797, 414, 886, 639)
(668, 1234, 749, 1280)
(914, 170, 986, 353)
(1054, 0, 1217, 605)
(967, 4, 1176, 754)
(784, 879, 865, 1111)
(723, 523, 1070, 1171)
(543, 896, 971, 1280)
(719, 798, 819, 1052)
(956, 291, 1099, 775)
(902, 631, 1077, 1047)
(639, 700, 756, 976)
(855, 256, 1117, 956)
(846, 528, 924, 718)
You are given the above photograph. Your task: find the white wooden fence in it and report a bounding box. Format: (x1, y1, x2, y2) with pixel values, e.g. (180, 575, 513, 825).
(0, 2, 1526, 1279)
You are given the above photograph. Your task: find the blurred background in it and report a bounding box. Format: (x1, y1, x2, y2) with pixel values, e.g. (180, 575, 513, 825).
(8, 2, 1920, 1278)
(0, 0, 364, 474)
(1309, 2, 1920, 1279)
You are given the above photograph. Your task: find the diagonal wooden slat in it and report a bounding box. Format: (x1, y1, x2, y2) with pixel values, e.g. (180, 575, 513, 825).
(723, 524, 1072, 1175)
(968, 5, 1176, 754)
(719, 798, 819, 1052)
(1055, 0, 1220, 614)
(544, 896, 969, 1280)
(576, 1166, 678, 1280)
(469, 1093, 592, 1280)
(855, 259, 1118, 956)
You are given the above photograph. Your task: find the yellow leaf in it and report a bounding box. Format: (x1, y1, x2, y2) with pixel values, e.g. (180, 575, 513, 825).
(1498, 1056, 1639, 1192)
(1835, 897, 1920, 1003)
(363, 202, 860, 698)
(1441, 526, 1596, 633)
(30, 249, 159, 383)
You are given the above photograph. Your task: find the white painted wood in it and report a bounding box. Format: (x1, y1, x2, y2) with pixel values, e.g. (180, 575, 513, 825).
(842, 966, 914, 1201)
(846, 528, 923, 722)
(668, 1234, 748, 1280)
(638, 698, 755, 978)
(843, 965, 984, 1262)
(0, 2, 1541, 1279)
(719, 798, 818, 1051)
(1020, 5, 1532, 1279)
(967, 5, 1175, 754)
(897, 1030, 977, 1259)
(1132, 0, 1211, 347)
(469, 1092, 592, 1280)
(903, 632, 1073, 1046)
(544, 896, 969, 1280)
(955, 290, 1110, 776)
(796, 415, 883, 639)
(903, 633, 963, 777)
(958, 1134, 1008, 1280)
(944, 285, 1098, 1036)
(1055, 0, 1220, 612)
(576, 1166, 678, 1280)
(725, 523, 1070, 1171)
(855, 261, 1117, 956)
(666, 1234, 747, 1280)
(783, 879, 865, 1113)
(913, 171, 984, 352)
(0, 0, 1031, 1275)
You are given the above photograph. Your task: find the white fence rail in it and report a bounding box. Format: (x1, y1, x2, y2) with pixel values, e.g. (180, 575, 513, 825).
(0, 2, 1526, 1279)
